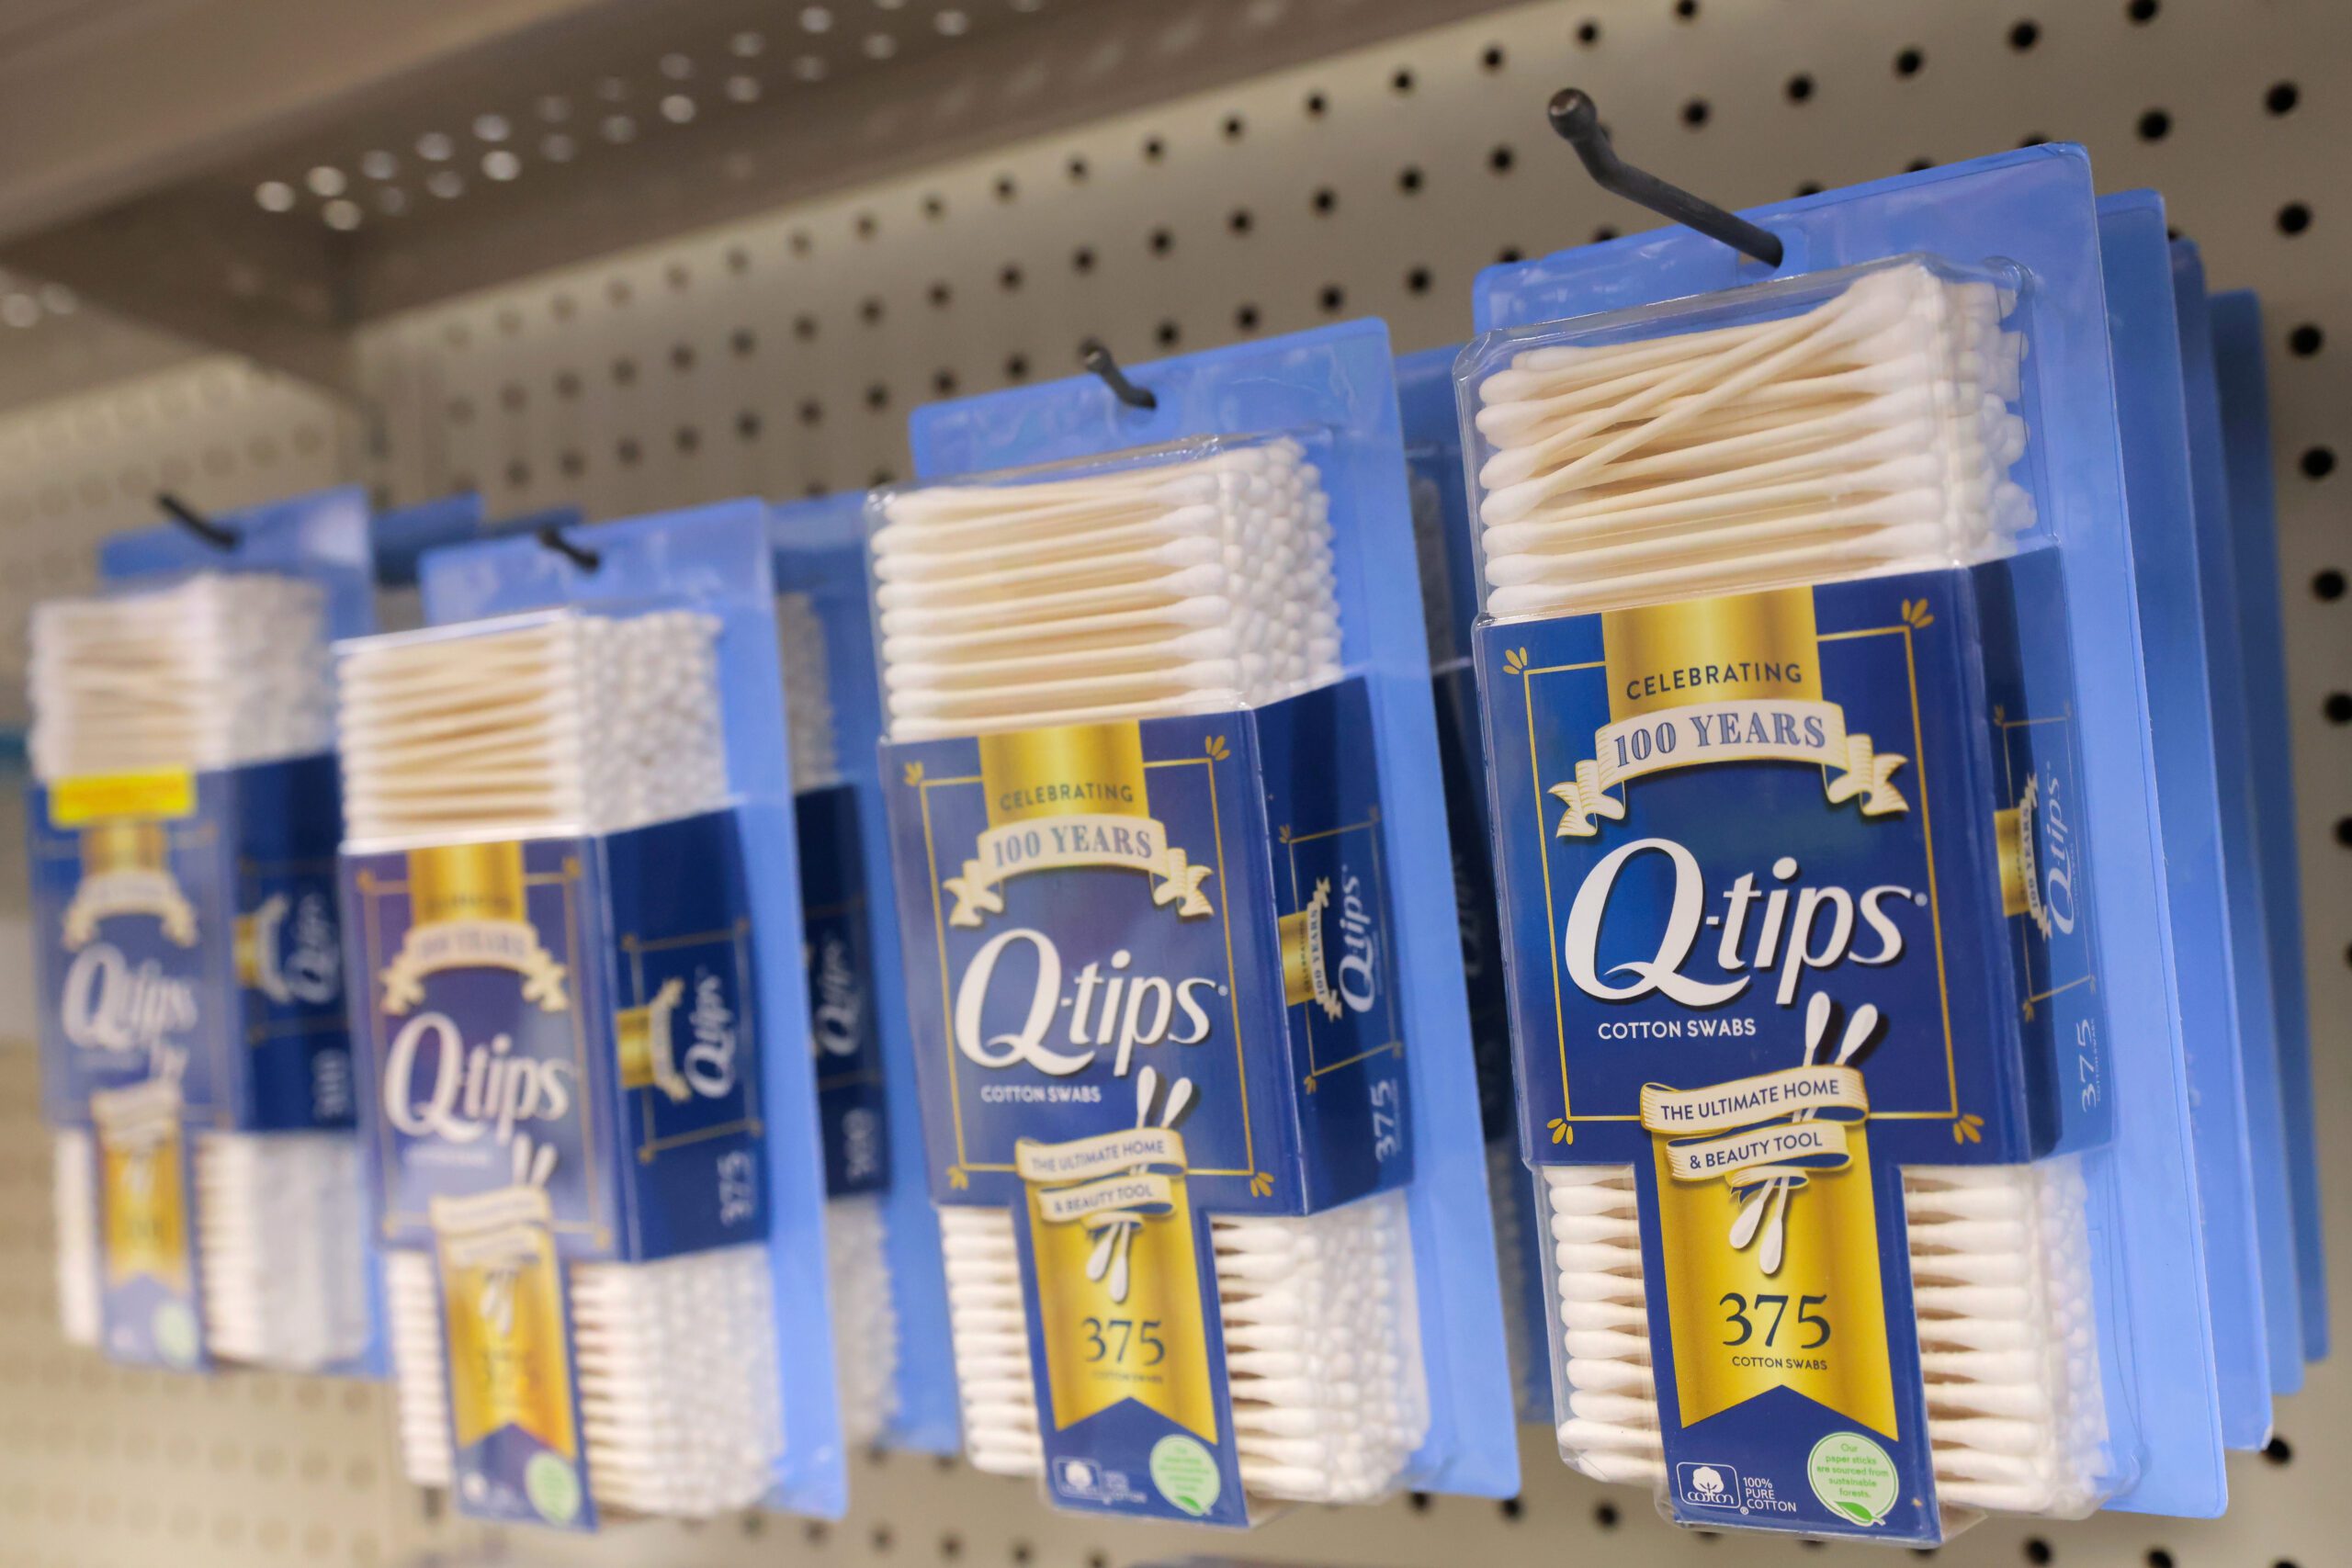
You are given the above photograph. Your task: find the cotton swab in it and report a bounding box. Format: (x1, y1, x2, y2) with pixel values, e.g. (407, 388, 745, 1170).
(1475, 262, 2027, 621)
(343, 609, 782, 1518)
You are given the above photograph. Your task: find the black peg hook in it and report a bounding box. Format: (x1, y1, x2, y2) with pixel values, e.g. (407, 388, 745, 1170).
(156, 492, 238, 550)
(1546, 88, 1783, 268)
(537, 522, 601, 571)
(1080, 339, 1157, 411)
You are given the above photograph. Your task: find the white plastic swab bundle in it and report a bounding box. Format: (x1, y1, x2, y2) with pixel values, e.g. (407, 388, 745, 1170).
(32, 571, 364, 1372)
(341, 610, 782, 1517)
(1472, 262, 2105, 1518)
(879, 440, 1429, 1505)
(778, 589, 900, 1450)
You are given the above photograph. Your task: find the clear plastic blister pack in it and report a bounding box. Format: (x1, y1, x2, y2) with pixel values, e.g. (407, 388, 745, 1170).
(28, 487, 380, 1381)
(876, 322, 1518, 1527)
(337, 502, 851, 1529)
(1459, 148, 2223, 1543)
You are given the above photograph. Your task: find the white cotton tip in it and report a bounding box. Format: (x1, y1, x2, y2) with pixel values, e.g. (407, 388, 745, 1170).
(336, 610, 730, 842)
(1537, 1158, 2108, 1519)
(874, 442, 1343, 739)
(28, 571, 334, 780)
(1473, 262, 2032, 623)
(827, 1193, 900, 1449)
(777, 592, 842, 793)
(939, 1192, 1427, 1506)
(192, 1133, 370, 1371)
(387, 1247, 455, 1489)
(51, 1130, 101, 1348)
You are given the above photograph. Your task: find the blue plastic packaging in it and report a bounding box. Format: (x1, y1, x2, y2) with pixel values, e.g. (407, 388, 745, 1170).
(2093, 195, 2264, 1450)
(2207, 288, 2328, 1368)
(885, 322, 1520, 1520)
(34, 484, 383, 1381)
(1397, 344, 1552, 1426)
(1468, 147, 2226, 1528)
(396, 502, 847, 1520)
(771, 491, 960, 1454)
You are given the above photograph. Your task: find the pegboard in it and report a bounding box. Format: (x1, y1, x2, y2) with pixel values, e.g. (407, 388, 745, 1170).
(3, 0, 2348, 1564)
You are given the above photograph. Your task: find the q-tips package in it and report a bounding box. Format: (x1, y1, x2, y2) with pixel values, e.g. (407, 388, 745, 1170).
(1464, 148, 2228, 1541)
(339, 502, 845, 1529)
(772, 492, 960, 1454)
(29, 486, 378, 1377)
(877, 322, 1518, 1526)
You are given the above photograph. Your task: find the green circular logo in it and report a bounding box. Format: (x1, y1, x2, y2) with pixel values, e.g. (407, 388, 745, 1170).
(153, 1302, 199, 1369)
(525, 1453, 583, 1526)
(1807, 1431, 1899, 1527)
(1148, 1435, 1222, 1518)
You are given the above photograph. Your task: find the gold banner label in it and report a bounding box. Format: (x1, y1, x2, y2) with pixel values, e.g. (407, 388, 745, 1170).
(1021, 1127, 1217, 1439)
(946, 723, 1213, 926)
(433, 1191, 582, 1461)
(63, 818, 197, 949)
(1653, 1132, 1898, 1434)
(96, 1117, 191, 1292)
(379, 842, 569, 1014)
(1548, 589, 1908, 837)
(615, 978, 688, 1100)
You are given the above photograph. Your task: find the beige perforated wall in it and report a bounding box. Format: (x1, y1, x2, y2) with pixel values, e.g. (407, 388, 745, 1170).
(2, 0, 2346, 1564)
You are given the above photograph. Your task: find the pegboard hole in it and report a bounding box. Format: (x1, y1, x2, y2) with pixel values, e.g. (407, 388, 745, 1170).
(1490, 144, 1516, 172)
(1229, 209, 1254, 234)
(2316, 570, 2346, 602)
(1407, 265, 1433, 293)
(2290, 323, 2324, 355)
(1318, 284, 1345, 313)
(1895, 46, 1925, 75)
(2139, 108, 2171, 140)
(1391, 68, 1416, 95)
(2267, 1435, 2296, 1463)
(1149, 227, 1175, 254)
(1595, 1500, 1620, 1528)
(1682, 98, 1711, 127)
(1498, 1495, 1524, 1520)
(1482, 43, 1507, 70)
(2324, 693, 2352, 723)
(2267, 81, 2301, 115)
(1577, 19, 1600, 44)
(2147, 1551, 2177, 1568)
(1000, 264, 1024, 290)
(1005, 354, 1030, 380)
(1399, 165, 1425, 193)
(1143, 135, 1165, 162)
(1155, 320, 1180, 347)
(1067, 154, 1089, 182)
(2010, 19, 2041, 50)
(929, 281, 953, 306)
(933, 369, 958, 395)
(1787, 73, 1815, 102)
(1072, 246, 1096, 273)
(2301, 446, 2335, 478)
(1235, 303, 1261, 333)
(794, 312, 818, 340)
(2025, 1540, 2053, 1564)
(2336, 818, 2352, 849)
(1675, 0, 1698, 18)
(1407, 1490, 1432, 1512)
(1222, 114, 1246, 141)
(2127, 0, 2158, 21)
(993, 175, 1016, 202)
(1312, 186, 1338, 213)
(1306, 90, 1329, 117)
